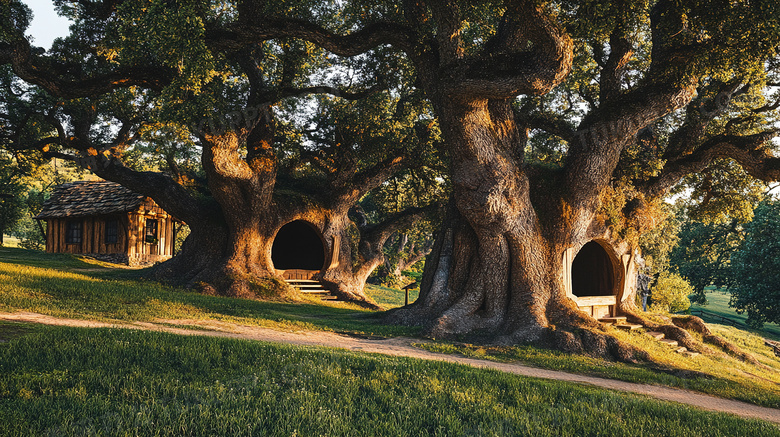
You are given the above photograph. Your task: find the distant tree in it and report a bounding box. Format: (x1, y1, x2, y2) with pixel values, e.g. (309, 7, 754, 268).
(639, 203, 682, 278)
(670, 218, 744, 303)
(0, 159, 24, 245)
(729, 200, 780, 328)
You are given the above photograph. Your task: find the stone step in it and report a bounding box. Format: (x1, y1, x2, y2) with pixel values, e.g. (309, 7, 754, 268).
(599, 316, 628, 325)
(681, 350, 700, 358)
(615, 323, 643, 331)
(659, 338, 679, 347)
(646, 331, 665, 340)
(675, 346, 688, 354)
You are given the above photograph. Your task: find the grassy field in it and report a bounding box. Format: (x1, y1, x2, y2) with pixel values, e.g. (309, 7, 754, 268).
(3, 247, 780, 418)
(0, 246, 417, 338)
(1, 323, 777, 437)
(0, 235, 20, 248)
(690, 288, 780, 339)
(365, 283, 419, 309)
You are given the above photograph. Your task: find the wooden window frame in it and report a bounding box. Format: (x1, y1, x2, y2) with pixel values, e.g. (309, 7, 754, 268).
(144, 218, 158, 244)
(65, 220, 82, 245)
(105, 219, 119, 244)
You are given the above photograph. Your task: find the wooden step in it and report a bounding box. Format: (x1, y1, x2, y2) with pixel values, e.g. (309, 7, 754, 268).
(659, 338, 679, 347)
(599, 316, 628, 325)
(615, 323, 643, 331)
(285, 279, 328, 292)
(320, 296, 341, 301)
(284, 279, 341, 301)
(646, 331, 665, 340)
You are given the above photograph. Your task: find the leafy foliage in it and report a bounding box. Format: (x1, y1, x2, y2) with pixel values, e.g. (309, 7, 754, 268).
(650, 271, 692, 313)
(729, 199, 780, 328)
(670, 217, 743, 303)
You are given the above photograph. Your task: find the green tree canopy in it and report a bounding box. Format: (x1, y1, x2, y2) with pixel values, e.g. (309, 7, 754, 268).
(729, 199, 780, 328)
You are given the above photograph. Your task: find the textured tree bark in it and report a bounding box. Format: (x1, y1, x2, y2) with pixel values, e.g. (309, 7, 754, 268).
(384, 87, 653, 360)
(320, 214, 383, 309)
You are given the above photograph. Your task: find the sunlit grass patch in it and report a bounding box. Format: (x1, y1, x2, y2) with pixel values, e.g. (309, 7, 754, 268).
(0, 326, 777, 437)
(0, 247, 416, 337)
(364, 283, 418, 309)
(417, 323, 780, 409)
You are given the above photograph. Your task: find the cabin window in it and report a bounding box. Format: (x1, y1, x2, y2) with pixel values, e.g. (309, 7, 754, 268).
(105, 219, 118, 244)
(145, 219, 158, 244)
(65, 220, 82, 244)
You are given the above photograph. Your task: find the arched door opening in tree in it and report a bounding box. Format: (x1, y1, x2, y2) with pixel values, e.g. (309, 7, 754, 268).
(565, 240, 624, 320)
(271, 220, 327, 274)
(571, 241, 616, 297)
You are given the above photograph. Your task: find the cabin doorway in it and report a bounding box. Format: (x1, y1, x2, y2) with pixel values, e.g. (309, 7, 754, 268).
(271, 220, 327, 279)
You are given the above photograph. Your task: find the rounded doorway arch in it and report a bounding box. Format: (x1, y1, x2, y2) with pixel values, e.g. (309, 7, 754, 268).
(571, 240, 618, 298)
(271, 220, 327, 271)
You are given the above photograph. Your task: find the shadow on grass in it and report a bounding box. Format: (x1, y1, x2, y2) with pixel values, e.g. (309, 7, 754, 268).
(0, 247, 417, 337)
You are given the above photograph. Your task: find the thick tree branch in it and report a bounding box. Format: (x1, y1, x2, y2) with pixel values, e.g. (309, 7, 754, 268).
(0, 39, 173, 99)
(640, 130, 780, 198)
(447, 1, 573, 99)
(359, 203, 443, 260)
(516, 110, 576, 143)
(599, 28, 635, 104)
(208, 20, 414, 57)
(329, 155, 407, 208)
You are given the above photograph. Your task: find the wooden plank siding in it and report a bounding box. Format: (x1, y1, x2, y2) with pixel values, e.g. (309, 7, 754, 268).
(43, 200, 178, 263)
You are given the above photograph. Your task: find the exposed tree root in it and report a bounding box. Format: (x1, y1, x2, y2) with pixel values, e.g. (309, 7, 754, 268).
(625, 311, 715, 355)
(672, 316, 764, 366)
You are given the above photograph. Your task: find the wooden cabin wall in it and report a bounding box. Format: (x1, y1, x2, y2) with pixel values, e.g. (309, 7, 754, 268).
(43, 198, 178, 264)
(45, 215, 129, 255)
(127, 199, 177, 258)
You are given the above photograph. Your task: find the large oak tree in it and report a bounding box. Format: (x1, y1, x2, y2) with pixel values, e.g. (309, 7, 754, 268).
(0, 0, 443, 307)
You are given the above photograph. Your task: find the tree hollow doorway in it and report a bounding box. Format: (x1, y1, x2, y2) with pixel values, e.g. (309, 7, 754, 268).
(271, 220, 326, 272)
(571, 241, 616, 297)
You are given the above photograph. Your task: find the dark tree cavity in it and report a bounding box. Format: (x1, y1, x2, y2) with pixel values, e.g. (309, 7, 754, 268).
(271, 221, 326, 271)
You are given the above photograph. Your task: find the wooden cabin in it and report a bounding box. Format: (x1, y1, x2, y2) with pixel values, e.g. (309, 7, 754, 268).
(35, 181, 180, 266)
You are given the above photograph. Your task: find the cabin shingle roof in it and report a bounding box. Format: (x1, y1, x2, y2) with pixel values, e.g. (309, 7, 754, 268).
(35, 181, 145, 219)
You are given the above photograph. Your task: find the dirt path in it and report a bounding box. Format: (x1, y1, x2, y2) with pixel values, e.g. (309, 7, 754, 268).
(3, 311, 780, 425)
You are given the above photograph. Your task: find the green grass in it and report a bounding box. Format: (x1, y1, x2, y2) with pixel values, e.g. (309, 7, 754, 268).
(365, 283, 419, 309)
(690, 288, 780, 340)
(417, 320, 780, 409)
(1, 324, 776, 436)
(4, 247, 780, 414)
(0, 247, 417, 338)
(0, 235, 20, 248)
